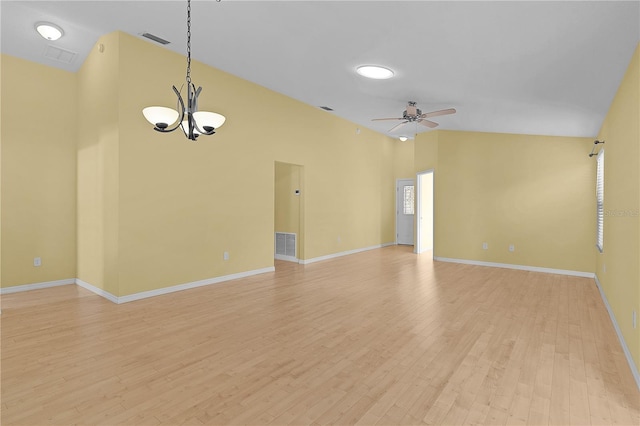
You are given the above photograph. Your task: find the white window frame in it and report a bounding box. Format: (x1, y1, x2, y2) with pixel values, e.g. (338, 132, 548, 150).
(596, 149, 604, 252)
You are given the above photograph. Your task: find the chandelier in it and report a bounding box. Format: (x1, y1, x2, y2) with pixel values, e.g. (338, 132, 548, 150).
(142, 0, 225, 141)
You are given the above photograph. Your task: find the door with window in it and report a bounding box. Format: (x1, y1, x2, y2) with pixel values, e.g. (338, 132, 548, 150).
(396, 179, 415, 245)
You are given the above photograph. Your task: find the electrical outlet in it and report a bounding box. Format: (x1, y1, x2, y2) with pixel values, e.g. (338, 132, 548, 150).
(508, 244, 515, 252)
(34, 257, 42, 267)
(633, 310, 637, 329)
(223, 251, 229, 261)
(482, 242, 488, 250)
(337, 236, 341, 244)
(603, 263, 607, 273)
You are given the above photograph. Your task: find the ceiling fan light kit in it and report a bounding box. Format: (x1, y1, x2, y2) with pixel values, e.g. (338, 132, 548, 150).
(142, 0, 225, 141)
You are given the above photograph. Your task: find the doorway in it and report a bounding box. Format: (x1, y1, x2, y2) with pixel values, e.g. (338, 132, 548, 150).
(274, 162, 304, 263)
(396, 178, 415, 245)
(416, 170, 434, 254)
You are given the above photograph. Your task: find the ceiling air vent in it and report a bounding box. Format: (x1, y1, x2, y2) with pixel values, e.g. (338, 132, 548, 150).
(141, 32, 170, 45)
(43, 45, 76, 64)
(319, 106, 334, 111)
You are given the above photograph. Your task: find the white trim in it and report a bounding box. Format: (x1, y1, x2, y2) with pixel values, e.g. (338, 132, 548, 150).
(415, 169, 435, 255)
(594, 275, 640, 391)
(300, 242, 394, 265)
(3, 268, 277, 305)
(75, 279, 119, 303)
(0, 278, 75, 294)
(117, 267, 275, 304)
(433, 257, 595, 278)
(275, 254, 299, 263)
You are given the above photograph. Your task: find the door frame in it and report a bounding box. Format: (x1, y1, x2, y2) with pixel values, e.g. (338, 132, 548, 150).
(416, 169, 434, 256)
(274, 161, 305, 263)
(395, 178, 415, 245)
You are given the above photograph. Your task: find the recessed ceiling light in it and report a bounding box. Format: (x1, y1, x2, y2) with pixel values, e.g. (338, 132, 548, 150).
(356, 65, 394, 80)
(399, 136, 408, 142)
(35, 22, 64, 41)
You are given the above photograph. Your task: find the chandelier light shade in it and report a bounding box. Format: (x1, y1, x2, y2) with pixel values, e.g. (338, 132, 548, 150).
(142, 106, 180, 129)
(142, 0, 225, 141)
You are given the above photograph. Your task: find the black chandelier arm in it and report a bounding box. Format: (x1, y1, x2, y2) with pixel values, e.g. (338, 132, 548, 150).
(153, 86, 187, 133)
(188, 84, 217, 136)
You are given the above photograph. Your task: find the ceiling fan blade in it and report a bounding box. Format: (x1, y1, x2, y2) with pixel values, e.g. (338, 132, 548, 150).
(420, 108, 456, 119)
(372, 117, 404, 121)
(418, 119, 439, 128)
(388, 121, 410, 132)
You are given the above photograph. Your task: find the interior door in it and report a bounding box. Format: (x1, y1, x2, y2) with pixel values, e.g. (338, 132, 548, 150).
(396, 179, 415, 245)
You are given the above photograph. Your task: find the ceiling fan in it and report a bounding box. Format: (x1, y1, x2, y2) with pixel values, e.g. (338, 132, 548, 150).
(372, 101, 456, 133)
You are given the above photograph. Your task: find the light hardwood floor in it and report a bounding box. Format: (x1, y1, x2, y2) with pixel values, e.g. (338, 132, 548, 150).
(1, 246, 639, 425)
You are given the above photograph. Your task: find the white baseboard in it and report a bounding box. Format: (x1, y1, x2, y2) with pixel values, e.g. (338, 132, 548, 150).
(75, 279, 119, 304)
(300, 242, 395, 265)
(433, 257, 595, 278)
(4, 267, 275, 305)
(0, 278, 75, 294)
(275, 254, 299, 263)
(594, 275, 640, 391)
(116, 267, 275, 304)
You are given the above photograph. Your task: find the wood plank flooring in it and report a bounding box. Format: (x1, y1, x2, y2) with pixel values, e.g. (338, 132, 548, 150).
(1, 245, 639, 425)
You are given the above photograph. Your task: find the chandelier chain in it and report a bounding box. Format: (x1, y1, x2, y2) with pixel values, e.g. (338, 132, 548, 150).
(143, 0, 225, 140)
(186, 0, 191, 85)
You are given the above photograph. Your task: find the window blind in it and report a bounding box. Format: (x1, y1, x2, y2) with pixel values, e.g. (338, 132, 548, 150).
(596, 149, 604, 252)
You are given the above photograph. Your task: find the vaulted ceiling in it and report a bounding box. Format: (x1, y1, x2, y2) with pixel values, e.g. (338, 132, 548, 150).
(2, 1, 639, 138)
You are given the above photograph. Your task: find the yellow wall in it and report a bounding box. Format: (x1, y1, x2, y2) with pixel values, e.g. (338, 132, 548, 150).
(415, 130, 439, 173)
(76, 33, 121, 295)
(595, 44, 639, 370)
(414, 130, 595, 273)
(1, 32, 396, 295)
(275, 162, 302, 256)
(393, 139, 415, 179)
(110, 32, 395, 295)
(1, 55, 77, 288)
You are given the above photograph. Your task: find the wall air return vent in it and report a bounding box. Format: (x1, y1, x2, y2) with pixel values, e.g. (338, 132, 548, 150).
(43, 45, 76, 64)
(275, 232, 297, 262)
(141, 32, 171, 45)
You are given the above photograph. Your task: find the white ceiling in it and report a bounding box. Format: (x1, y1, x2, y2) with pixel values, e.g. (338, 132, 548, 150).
(2, 1, 639, 138)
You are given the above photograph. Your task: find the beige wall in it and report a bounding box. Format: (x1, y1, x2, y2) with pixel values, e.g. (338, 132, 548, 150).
(415, 131, 439, 173)
(433, 130, 595, 273)
(1, 55, 77, 287)
(413, 128, 595, 273)
(90, 32, 395, 296)
(274, 161, 305, 259)
(1, 32, 396, 295)
(275, 162, 302, 256)
(595, 44, 639, 370)
(393, 138, 415, 179)
(76, 33, 121, 294)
